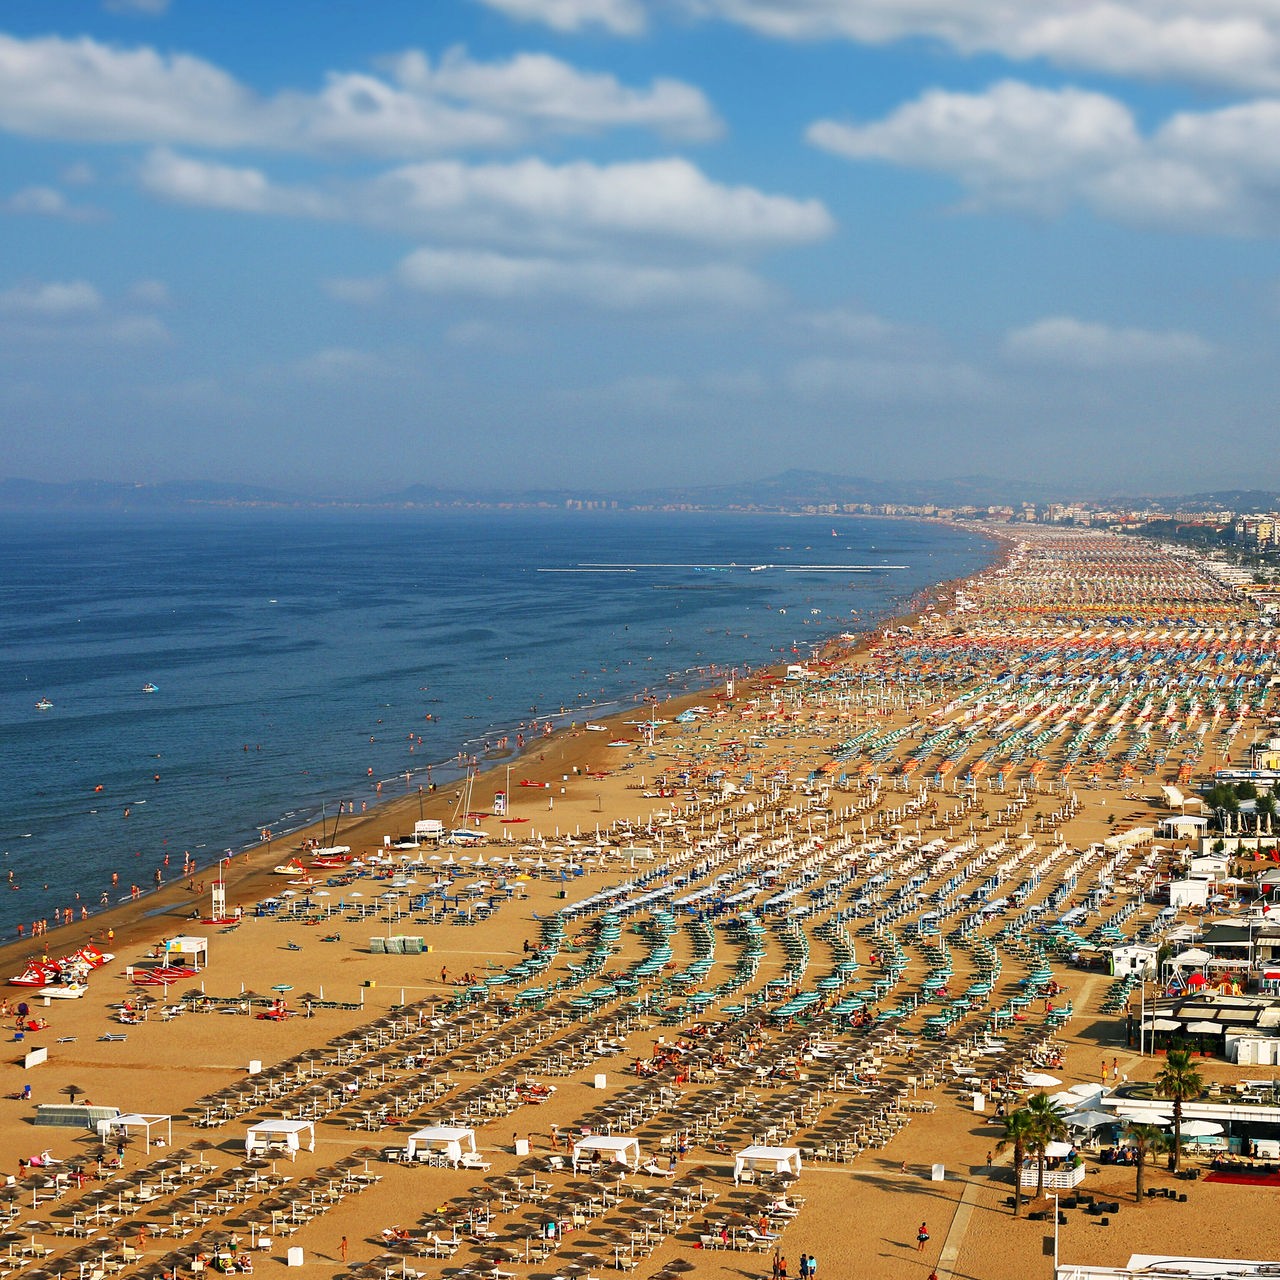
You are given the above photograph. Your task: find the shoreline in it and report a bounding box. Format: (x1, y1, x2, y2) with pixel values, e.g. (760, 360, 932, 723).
(0, 522, 1007, 972)
(5, 523, 1278, 1280)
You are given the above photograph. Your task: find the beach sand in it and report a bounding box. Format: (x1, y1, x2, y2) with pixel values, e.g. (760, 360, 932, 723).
(3, 525, 1277, 1280)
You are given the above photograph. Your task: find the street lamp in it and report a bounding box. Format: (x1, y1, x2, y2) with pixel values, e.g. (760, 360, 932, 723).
(1049, 1190, 1060, 1277)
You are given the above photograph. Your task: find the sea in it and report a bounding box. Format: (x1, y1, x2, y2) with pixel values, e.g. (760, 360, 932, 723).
(0, 509, 995, 940)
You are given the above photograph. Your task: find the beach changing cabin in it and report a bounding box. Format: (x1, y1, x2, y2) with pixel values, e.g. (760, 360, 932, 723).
(570, 1135, 641, 1171)
(245, 1119, 315, 1160)
(404, 1125, 477, 1166)
(733, 1145, 803, 1183)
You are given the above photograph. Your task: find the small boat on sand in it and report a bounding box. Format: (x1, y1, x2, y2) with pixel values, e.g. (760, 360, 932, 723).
(9, 963, 56, 988)
(273, 859, 307, 875)
(39, 982, 88, 1000)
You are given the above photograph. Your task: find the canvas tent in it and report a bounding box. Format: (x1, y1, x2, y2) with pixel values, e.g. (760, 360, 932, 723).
(97, 1112, 171, 1153)
(405, 1125, 477, 1165)
(570, 1135, 641, 1171)
(733, 1145, 802, 1183)
(245, 1119, 314, 1159)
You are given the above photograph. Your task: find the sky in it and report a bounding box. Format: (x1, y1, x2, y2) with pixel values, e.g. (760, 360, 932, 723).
(2, 1, 1279, 498)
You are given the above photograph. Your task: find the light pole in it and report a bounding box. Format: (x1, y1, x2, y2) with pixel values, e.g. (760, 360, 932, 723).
(1050, 1190, 1060, 1277)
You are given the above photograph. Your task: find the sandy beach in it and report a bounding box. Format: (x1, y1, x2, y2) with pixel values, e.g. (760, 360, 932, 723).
(4, 524, 1278, 1280)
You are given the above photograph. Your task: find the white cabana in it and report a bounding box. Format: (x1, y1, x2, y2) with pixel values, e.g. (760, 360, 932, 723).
(570, 1135, 641, 1171)
(733, 1145, 803, 1183)
(162, 936, 208, 969)
(245, 1119, 315, 1160)
(405, 1125, 477, 1166)
(1159, 815, 1208, 831)
(98, 1112, 172, 1153)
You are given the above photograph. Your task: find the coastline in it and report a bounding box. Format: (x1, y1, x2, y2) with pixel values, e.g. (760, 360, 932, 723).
(4, 523, 1278, 1280)
(0, 519, 1007, 972)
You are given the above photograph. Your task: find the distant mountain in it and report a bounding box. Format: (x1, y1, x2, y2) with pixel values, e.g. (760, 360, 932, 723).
(1153, 489, 1280, 512)
(1, 471, 1269, 514)
(383, 469, 1063, 510)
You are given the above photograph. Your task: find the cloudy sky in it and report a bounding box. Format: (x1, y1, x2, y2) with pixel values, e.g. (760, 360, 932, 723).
(3, 1, 1278, 497)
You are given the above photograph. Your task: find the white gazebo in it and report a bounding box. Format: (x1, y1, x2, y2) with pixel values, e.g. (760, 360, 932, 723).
(245, 1119, 315, 1160)
(570, 1135, 641, 1171)
(405, 1125, 477, 1166)
(98, 1112, 172, 1153)
(733, 1145, 803, 1184)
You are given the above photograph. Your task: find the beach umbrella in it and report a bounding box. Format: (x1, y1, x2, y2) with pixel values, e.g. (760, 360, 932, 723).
(1180, 1120, 1224, 1139)
(1065, 1109, 1116, 1131)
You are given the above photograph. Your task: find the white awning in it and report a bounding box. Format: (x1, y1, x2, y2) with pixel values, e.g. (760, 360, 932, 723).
(245, 1119, 314, 1160)
(405, 1125, 477, 1165)
(571, 1135, 640, 1171)
(100, 1112, 172, 1152)
(733, 1145, 802, 1182)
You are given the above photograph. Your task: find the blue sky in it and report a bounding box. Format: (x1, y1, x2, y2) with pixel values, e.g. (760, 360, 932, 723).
(2, 0, 1278, 498)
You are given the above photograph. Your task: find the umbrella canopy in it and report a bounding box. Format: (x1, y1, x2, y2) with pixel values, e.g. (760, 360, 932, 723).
(1179, 1120, 1224, 1138)
(1065, 1109, 1117, 1130)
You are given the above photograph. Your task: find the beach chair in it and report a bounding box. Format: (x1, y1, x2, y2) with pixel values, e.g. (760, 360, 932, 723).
(98, 1033, 127, 1043)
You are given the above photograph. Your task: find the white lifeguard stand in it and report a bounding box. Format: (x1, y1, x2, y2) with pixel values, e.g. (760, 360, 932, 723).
(211, 878, 227, 921)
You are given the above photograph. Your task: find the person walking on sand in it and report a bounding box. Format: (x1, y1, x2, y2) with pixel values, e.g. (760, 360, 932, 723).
(339, 1237, 347, 1263)
(771, 1250, 781, 1280)
(917, 1222, 930, 1251)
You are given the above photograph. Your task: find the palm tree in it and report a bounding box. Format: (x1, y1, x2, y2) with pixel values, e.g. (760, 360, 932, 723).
(1125, 1123, 1170, 1204)
(996, 1108, 1037, 1216)
(1024, 1093, 1069, 1199)
(1155, 1048, 1204, 1173)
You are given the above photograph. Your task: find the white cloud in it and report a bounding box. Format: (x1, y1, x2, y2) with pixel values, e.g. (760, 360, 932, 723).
(681, 1, 1280, 93)
(0, 31, 713, 156)
(139, 149, 333, 216)
(796, 306, 911, 347)
(5, 186, 67, 215)
(129, 279, 170, 307)
(4, 182, 103, 221)
(291, 348, 395, 382)
(1004, 316, 1213, 367)
(809, 81, 1139, 214)
(0, 278, 170, 347)
(395, 246, 768, 308)
(104, 0, 170, 14)
(0, 280, 103, 316)
(474, 0, 647, 36)
(809, 80, 1280, 235)
(389, 47, 720, 141)
(138, 148, 832, 256)
(370, 155, 832, 246)
(787, 354, 993, 402)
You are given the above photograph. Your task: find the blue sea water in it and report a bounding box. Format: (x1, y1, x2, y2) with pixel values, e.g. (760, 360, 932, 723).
(0, 510, 994, 938)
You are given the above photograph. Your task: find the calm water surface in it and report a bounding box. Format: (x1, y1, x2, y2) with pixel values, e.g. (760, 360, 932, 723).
(0, 510, 994, 937)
